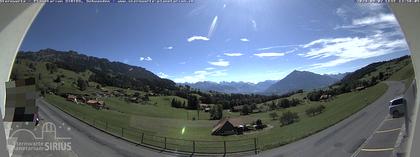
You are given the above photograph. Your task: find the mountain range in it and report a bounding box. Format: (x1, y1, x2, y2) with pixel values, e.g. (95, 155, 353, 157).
(17, 49, 176, 92)
(264, 70, 341, 94)
(17, 49, 349, 95)
(182, 70, 347, 95)
(181, 80, 277, 94)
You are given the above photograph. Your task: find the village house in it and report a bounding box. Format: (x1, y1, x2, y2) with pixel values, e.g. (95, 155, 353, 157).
(355, 86, 366, 91)
(148, 92, 158, 96)
(100, 87, 109, 93)
(112, 89, 125, 97)
(77, 96, 87, 104)
(319, 94, 332, 101)
(230, 105, 243, 112)
(199, 104, 212, 112)
(129, 97, 144, 103)
(66, 95, 78, 103)
(86, 99, 105, 109)
(211, 117, 256, 136)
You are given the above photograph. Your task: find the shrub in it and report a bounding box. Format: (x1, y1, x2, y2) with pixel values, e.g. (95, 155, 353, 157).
(279, 99, 290, 108)
(279, 111, 299, 126)
(210, 104, 223, 120)
(305, 105, 326, 117)
(241, 105, 251, 115)
(269, 112, 279, 120)
(255, 119, 266, 130)
(269, 101, 277, 110)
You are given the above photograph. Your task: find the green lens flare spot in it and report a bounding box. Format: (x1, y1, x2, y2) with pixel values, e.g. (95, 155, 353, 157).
(181, 127, 186, 135)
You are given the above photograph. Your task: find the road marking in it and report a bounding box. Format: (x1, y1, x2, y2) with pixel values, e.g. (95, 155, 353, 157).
(375, 128, 401, 134)
(351, 114, 389, 157)
(384, 118, 397, 121)
(360, 148, 394, 152)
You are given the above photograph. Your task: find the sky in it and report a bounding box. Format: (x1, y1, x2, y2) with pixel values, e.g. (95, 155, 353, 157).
(20, 0, 410, 83)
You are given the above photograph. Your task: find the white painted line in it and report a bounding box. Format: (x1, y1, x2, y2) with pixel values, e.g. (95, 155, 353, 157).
(351, 115, 390, 157)
(375, 128, 401, 134)
(361, 148, 394, 152)
(384, 118, 397, 122)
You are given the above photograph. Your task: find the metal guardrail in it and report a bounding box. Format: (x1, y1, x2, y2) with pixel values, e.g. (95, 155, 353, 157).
(46, 100, 259, 155)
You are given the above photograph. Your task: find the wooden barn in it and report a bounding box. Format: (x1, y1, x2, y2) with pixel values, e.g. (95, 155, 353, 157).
(211, 117, 255, 136)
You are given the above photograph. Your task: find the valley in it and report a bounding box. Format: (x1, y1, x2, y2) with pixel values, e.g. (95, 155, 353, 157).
(11, 49, 415, 152)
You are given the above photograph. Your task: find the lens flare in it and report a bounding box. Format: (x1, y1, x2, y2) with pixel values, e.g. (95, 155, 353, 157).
(181, 127, 186, 135)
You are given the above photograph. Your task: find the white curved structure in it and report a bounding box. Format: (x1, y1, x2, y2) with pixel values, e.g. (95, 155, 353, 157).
(389, 3, 420, 156)
(0, 3, 44, 156)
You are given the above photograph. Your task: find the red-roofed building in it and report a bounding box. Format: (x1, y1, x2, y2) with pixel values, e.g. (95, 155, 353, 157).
(86, 100, 105, 109)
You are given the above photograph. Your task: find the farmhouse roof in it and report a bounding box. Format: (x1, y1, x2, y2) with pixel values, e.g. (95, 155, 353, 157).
(67, 95, 77, 99)
(211, 117, 255, 133)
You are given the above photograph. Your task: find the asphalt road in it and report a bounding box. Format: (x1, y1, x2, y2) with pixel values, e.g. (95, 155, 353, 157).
(356, 80, 416, 157)
(251, 81, 408, 157)
(9, 81, 410, 157)
(10, 98, 179, 157)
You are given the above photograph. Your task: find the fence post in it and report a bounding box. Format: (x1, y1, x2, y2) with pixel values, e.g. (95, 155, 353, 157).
(164, 137, 167, 149)
(404, 102, 409, 136)
(254, 138, 258, 154)
(224, 141, 226, 155)
(93, 119, 95, 126)
(121, 128, 124, 137)
(141, 133, 144, 144)
(105, 121, 108, 130)
(192, 140, 195, 153)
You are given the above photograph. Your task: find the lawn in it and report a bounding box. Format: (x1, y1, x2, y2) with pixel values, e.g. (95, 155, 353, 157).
(253, 83, 387, 150)
(37, 57, 412, 152)
(44, 81, 388, 151)
(103, 96, 238, 120)
(387, 63, 415, 89)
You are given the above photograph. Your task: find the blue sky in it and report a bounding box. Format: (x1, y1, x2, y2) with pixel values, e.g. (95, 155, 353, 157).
(21, 0, 410, 83)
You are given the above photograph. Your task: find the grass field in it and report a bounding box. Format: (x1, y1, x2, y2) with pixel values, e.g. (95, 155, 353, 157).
(17, 56, 413, 152)
(387, 62, 415, 89)
(45, 81, 388, 150)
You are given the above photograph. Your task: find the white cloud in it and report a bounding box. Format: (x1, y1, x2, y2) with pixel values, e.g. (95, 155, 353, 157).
(240, 38, 250, 42)
(257, 44, 300, 51)
(174, 69, 228, 83)
(336, 8, 346, 18)
(306, 11, 407, 69)
(254, 52, 285, 57)
(139, 56, 152, 61)
(335, 14, 398, 30)
(223, 4, 226, 8)
(179, 62, 186, 65)
(208, 59, 230, 67)
(352, 14, 397, 26)
(187, 36, 210, 42)
(224, 53, 243, 57)
(164, 46, 173, 50)
(301, 33, 407, 69)
(285, 48, 298, 54)
(157, 72, 169, 78)
(208, 16, 218, 38)
(336, 4, 386, 19)
(251, 20, 257, 31)
(205, 67, 215, 70)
